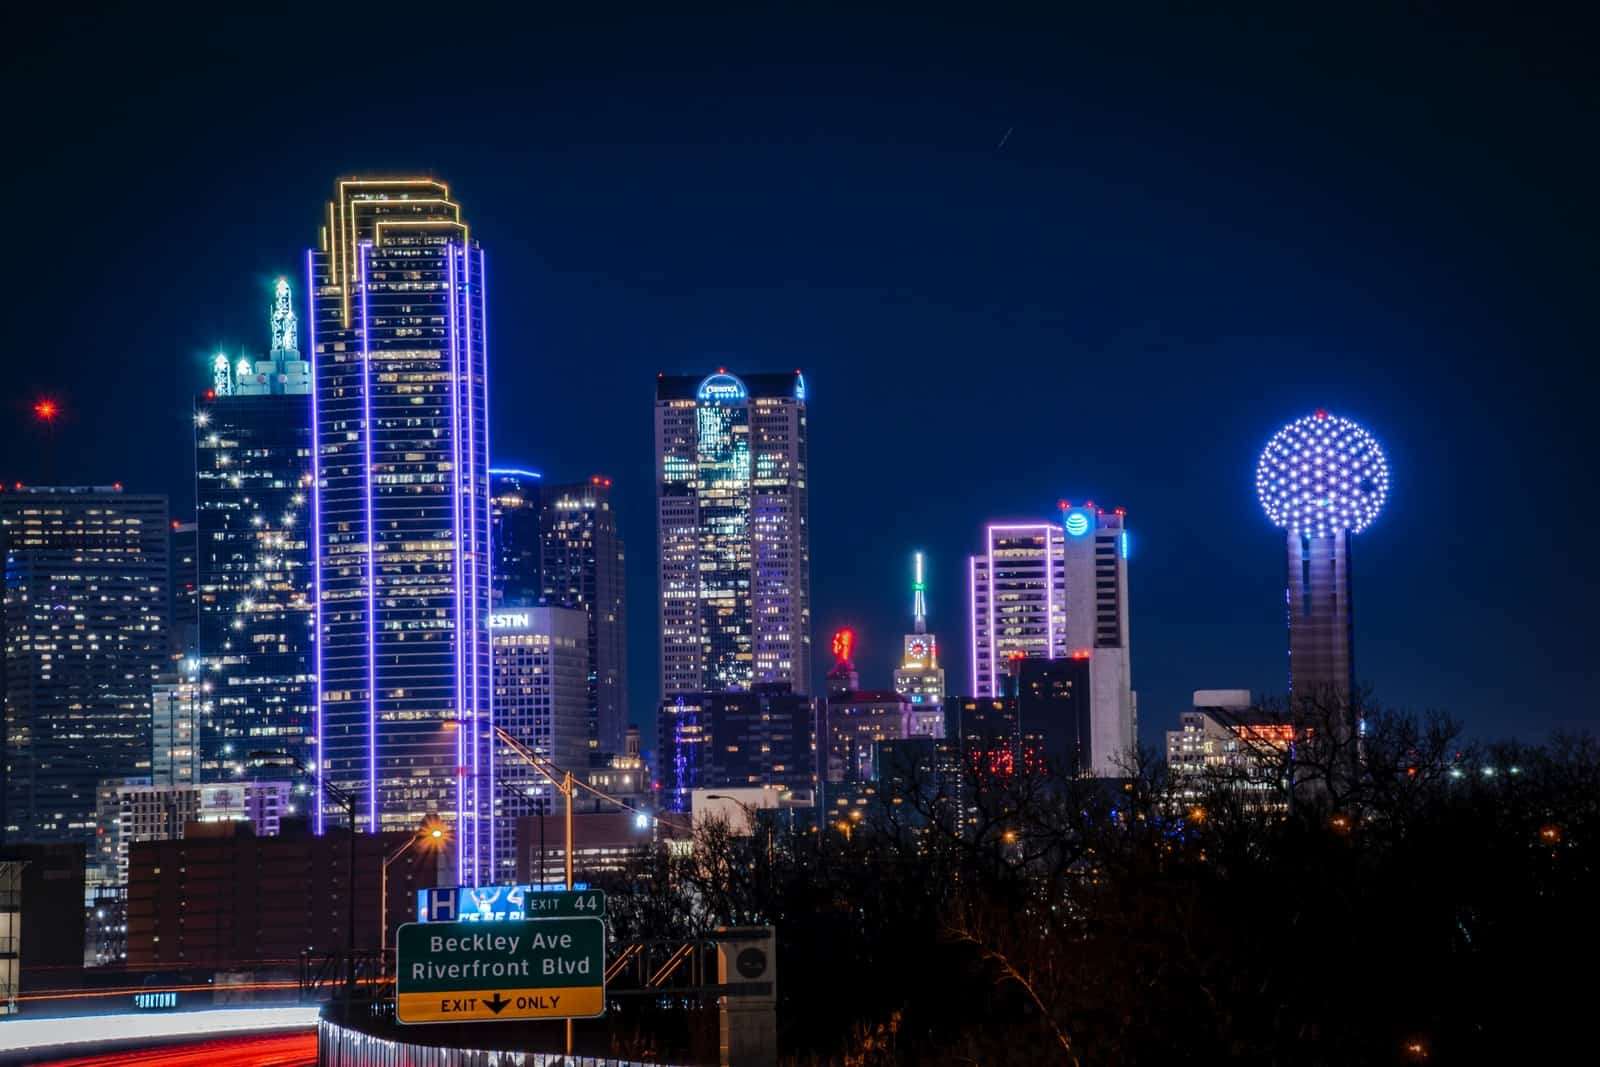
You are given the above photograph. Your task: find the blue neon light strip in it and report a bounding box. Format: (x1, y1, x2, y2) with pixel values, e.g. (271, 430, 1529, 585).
(359, 242, 377, 832)
(306, 249, 324, 836)
(481, 246, 495, 881)
(464, 241, 481, 882)
(448, 244, 466, 878)
(488, 467, 542, 480)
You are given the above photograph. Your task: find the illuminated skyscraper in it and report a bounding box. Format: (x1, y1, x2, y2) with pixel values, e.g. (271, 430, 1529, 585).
(2, 487, 169, 843)
(1056, 503, 1135, 775)
(968, 505, 1135, 776)
(539, 477, 627, 757)
(969, 523, 1066, 697)
(307, 178, 494, 881)
(151, 668, 203, 787)
(893, 551, 945, 716)
(193, 278, 314, 784)
(170, 520, 198, 657)
(489, 469, 542, 606)
(1256, 410, 1389, 701)
(488, 604, 588, 880)
(655, 370, 811, 698)
(490, 470, 627, 759)
(657, 684, 814, 812)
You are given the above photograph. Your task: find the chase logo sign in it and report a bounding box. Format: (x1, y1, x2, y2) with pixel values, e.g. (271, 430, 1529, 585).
(697, 373, 747, 402)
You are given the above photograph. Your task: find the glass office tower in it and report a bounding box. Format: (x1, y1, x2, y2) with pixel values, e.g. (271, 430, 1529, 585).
(655, 371, 811, 700)
(307, 178, 493, 882)
(194, 278, 315, 783)
(2, 487, 169, 843)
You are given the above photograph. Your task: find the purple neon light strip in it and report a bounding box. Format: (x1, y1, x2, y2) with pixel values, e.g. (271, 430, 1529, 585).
(1046, 526, 1055, 659)
(447, 244, 466, 878)
(306, 249, 325, 837)
(479, 246, 494, 881)
(984, 522, 1057, 689)
(359, 242, 377, 832)
(463, 242, 482, 883)
(968, 554, 979, 697)
(986, 527, 997, 697)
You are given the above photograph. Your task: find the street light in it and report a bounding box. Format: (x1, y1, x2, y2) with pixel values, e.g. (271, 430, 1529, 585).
(249, 749, 360, 1004)
(494, 727, 576, 891)
(708, 793, 778, 878)
(381, 820, 448, 959)
(493, 728, 577, 1056)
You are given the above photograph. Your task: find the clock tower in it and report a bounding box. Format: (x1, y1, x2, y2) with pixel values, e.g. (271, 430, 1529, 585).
(893, 552, 946, 734)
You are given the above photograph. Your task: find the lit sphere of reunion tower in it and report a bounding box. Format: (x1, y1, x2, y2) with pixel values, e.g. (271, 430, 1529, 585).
(1256, 410, 1389, 538)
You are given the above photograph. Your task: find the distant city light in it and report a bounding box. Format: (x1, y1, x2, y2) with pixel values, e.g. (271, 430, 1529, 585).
(32, 399, 58, 423)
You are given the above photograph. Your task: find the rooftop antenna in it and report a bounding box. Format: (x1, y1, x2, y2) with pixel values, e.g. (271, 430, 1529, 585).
(213, 353, 234, 397)
(270, 276, 297, 355)
(912, 551, 927, 634)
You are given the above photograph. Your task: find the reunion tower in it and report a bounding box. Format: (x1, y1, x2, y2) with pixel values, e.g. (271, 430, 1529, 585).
(1256, 410, 1390, 701)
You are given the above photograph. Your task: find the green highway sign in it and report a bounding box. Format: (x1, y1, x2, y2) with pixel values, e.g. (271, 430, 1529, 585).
(396, 917, 606, 1024)
(522, 888, 606, 918)
(417, 885, 607, 922)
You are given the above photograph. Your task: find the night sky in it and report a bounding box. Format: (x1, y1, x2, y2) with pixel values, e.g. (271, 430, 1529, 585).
(3, 6, 1594, 745)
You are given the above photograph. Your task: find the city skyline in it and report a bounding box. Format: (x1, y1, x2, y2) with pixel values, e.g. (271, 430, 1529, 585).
(3, 9, 1594, 746)
(0, 9, 1590, 1063)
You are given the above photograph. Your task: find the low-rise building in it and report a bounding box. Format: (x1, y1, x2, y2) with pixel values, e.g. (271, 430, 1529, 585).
(1166, 690, 1290, 811)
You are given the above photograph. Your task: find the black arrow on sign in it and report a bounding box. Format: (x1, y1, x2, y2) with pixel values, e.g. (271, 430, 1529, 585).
(483, 992, 511, 1015)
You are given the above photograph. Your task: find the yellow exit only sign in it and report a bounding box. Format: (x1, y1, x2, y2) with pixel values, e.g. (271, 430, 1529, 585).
(396, 917, 605, 1024)
(396, 985, 605, 1023)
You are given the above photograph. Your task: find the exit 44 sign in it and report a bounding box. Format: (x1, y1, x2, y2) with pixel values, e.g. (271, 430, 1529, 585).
(396, 917, 606, 1024)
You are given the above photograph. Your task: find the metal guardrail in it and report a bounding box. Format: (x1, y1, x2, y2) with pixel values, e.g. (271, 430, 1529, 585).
(304, 932, 770, 1004)
(299, 948, 391, 1002)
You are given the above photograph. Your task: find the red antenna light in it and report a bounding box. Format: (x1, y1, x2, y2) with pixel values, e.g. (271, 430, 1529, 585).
(33, 399, 59, 423)
(1314, 409, 1329, 419)
(1057, 499, 1069, 510)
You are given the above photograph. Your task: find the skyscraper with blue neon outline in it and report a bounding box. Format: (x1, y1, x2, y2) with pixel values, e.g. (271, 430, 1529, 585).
(307, 178, 493, 882)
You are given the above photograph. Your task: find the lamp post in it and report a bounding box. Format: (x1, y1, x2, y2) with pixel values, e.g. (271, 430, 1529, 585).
(494, 728, 575, 891)
(493, 728, 577, 1054)
(708, 793, 777, 896)
(250, 749, 360, 1005)
(381, 823, 446, 961)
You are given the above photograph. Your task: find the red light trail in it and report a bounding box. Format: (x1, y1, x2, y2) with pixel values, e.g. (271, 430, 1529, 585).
(33, 1031, 316, 1067)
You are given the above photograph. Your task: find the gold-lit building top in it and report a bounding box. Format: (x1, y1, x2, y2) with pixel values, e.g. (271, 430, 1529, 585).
(320, 177, 466, 324)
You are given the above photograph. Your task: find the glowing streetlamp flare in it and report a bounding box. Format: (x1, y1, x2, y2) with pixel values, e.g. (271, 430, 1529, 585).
(1256, 411, 1389, 538)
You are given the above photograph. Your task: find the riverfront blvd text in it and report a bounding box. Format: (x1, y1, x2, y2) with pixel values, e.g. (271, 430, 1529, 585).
(410, 929, 594, 981)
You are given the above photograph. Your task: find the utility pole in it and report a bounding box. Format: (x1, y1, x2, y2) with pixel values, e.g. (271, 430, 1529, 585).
(251, 749, 360, 1012)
